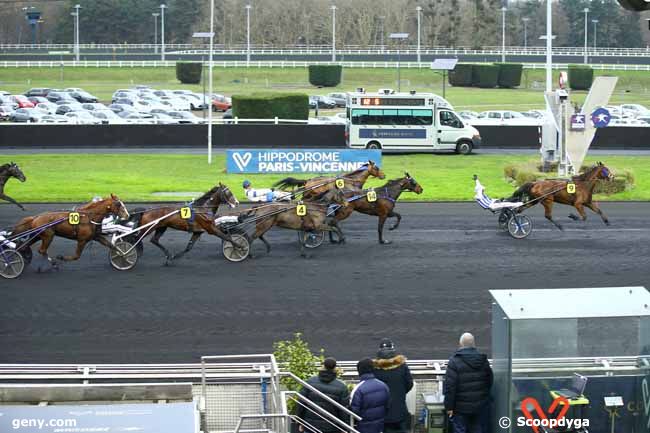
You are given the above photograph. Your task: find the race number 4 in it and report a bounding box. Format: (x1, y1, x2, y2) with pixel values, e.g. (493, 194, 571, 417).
(367, 190, 377, 202)
(180, 207, 192, 219)
(567, 183, 576, 194)
(68, 212, 80, 225)
(335, 179, 345, 189)
(296, 204, 307, 216)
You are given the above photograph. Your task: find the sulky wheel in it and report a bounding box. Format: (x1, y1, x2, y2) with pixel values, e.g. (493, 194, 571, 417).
(109, 240, 139, 271)
(0, 249, 25, 279)
(300, 231, 325, 249)
(507, 214, 533, 239)
(222, 234, 250, 262)
(18, 246, 33, 265)
(498, 210, 510, 230)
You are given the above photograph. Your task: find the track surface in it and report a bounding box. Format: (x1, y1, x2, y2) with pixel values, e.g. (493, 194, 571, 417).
(1, 202, 649, 363)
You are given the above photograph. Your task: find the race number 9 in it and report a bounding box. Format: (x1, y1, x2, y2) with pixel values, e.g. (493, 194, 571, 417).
(335, 179, 345, 189)
(367, 190, 377, 202)
(567, 183, 576, 194)
(180, 207, 192, 219)
(296, 204, 307, 216)
(68, 212, 80, 225)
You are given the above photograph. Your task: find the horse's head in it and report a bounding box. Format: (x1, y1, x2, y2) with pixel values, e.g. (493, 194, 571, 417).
(596, 162, 614, 181)
(402, 172, 423, 194)
(321, 188, 349, 208)
(215, 183, 239, 209)
(108, 194, 130, 219)
(8, 162, 26, 182)
(367, 161, 386, 179)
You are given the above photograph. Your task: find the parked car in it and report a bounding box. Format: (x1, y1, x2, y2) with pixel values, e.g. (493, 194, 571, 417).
(24, 88, 51, 97)
(619, 104, 650, 117)
(65, 111, 102, 125)
(10, 108, 44, 123)
(223, 108, 233, 119)
(123, 112, 156, 124)
(64, 87, 85, 93)
(150, 112, 180, 124)
(47, 91, 75, 103)
(40, 114, 70, 124)
(166, 111, 203, 124)
(159, 96, 191, 111)
(177, 94, 206, 110)
(458, 111, 479, 122)
(27, 96, 49, 106)
(91, 110, 128, 124)
(70, 91, 99, 103)
(0, 90, 12, 96)
(109, 103, 138, 116)
(34, 102, 58, 114)
(326, 93, 347, 107)
(309, 95, 336, 109)
(56, 104, 84, 115)
(0, 105, 14, 121)
(81, 103, 108, 111)
(0, 95, 17, 109)
(474, 110, 536, 125)
(637, 116, 650, 125)
(10, 95, 35, 109)
(112, 91, 137, 102)
(211, 94, 231, 112)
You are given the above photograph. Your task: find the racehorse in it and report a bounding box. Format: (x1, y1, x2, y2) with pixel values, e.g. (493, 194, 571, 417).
(0, 162, 27, 210)
(273, 161, 386, 199)
(328, 173, 424, 244)
(132, 183, 241, 263)
(509, 162, 613, 230)
(11, 194, 129, 263)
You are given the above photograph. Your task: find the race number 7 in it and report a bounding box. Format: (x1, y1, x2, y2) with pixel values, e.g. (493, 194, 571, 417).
(180, 207, 192, 219)
(68, 212, 80, 225)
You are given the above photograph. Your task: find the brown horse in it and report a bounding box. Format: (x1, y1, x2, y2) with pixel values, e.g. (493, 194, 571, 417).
(329, 174, 424, 244)
(273, 161, 386, 199)
(133, 183, 240, 263)
(12, 194, 129, 263)
(509, 162, 613, 230)
(0, 162, 27, 210)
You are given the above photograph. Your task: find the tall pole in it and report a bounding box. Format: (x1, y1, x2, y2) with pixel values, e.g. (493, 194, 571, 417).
(160, 4, 167, 62)
(416, 6, 422, 63)
(246, 5, 252, 65)
(592, 19, 599, 50)
(545, 0, 552, 93)
(522, 18, 529, 49)
(331, 5, 337, 62)
(73, 4, 80, 62)
(208, 0, 214, 164)
(583, 8, 589, 64)
(501, 7, 507, 63)
(152, 13, 159, 54)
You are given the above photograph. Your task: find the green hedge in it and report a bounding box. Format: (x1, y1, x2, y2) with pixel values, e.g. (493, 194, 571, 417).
(568, 65, 594, 90)
(495, 63, 523, 88)
(176, 62, 202, 84)
(448, 64, 474, 87)
(232, 92, 309, 120)
(471, 64, 500, 88)
(308, 65, 342, 87)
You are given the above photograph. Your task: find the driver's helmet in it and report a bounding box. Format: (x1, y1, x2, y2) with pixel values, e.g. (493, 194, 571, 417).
(242, 180, 251, 189)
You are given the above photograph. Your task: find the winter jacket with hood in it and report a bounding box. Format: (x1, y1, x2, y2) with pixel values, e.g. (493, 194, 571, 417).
(443, 347, 493, 415)
(297, 369, 350, 433)
(350, 372, 391, 433)
(372, 349, 414, 423)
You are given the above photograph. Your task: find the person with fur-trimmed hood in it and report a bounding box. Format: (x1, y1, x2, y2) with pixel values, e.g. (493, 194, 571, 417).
(372, 338, 413, 433)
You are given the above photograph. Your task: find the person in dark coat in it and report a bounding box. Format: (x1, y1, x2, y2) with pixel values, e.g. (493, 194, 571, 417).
(443, 333, 493, 433)
(297, 358, 350, 433)
(372, 339, 413, 433)
(351, 358, 391, 433)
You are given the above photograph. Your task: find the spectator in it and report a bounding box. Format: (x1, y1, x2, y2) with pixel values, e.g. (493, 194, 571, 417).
(351, 358, 391, 433)
(372, 339, 413, 433)
(443, 333, 493, 433)
(296, 358, 350, 433)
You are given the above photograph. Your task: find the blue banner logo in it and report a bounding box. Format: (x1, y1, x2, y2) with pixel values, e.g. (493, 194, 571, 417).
(359, 129, 427, 139)
(227, 149, 382, 173)
(591, 108, 611, 128)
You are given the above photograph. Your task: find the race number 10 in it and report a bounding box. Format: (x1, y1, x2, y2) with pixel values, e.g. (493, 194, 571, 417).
(68, 212, 80, 225)
(567, 183, 576, 194)
(180, 207, 192, 219)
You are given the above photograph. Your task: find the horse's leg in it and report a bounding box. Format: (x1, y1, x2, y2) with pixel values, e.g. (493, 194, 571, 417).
(584, 202, 610, 226)
(0, 193, 25, 211)
(388, 210, 402, 231)
(378, 214, 391, 244)
(34, 231, 58, 271)
(568, 203, 588, 222)
(259, 235, 271, 254)
(149, 226, 172, 261)
(542, 200, 563, 231)
(171, 232, 202, 260)
(56, 239, 88, 261)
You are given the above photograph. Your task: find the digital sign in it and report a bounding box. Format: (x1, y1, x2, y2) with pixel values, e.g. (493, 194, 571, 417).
(360, 98, 425, 106)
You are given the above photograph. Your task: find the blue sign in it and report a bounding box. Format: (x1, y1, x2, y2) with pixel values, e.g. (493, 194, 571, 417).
(227, 149, 382, 173)
(591, 108, 611, 128)
(570, 114, 586, 131)
(0, 402, 196, 433)
(359, 129, 427, 139)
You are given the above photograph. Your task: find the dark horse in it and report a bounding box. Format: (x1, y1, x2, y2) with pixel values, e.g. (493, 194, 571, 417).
(509, 162, 613, 230)
(273, 161, 385, 199)
(132, 183, 241, 263)
(0, 162, 27, 210)
(329, 173, 424, 244)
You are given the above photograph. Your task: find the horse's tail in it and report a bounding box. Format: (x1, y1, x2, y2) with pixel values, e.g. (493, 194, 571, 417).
(509, 183, 534, 202)
(11, 216, 35, 235)
(273, 177, 307, 190)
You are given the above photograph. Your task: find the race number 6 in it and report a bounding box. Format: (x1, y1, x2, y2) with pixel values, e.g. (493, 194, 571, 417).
(335, 179, 345, 189)
(180, 207, 192, 219)
(68, 212, 80, 225)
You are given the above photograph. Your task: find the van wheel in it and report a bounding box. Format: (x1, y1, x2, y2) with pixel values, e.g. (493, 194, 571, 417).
(366, 141, 381, 150)
(456, 141, 473, 155)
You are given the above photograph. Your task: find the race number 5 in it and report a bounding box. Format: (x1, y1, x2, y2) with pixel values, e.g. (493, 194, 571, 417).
(296, 204, 307, 216)
(180, 207, 192, 219)
(367, 190, 377, 202)
(567, 183, 576, 194)
(68, 212, 80, 225)
(335, 179, 345, 189)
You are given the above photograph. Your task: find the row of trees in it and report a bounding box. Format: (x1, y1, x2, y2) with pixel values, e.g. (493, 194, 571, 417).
(1, 0, 648, 48)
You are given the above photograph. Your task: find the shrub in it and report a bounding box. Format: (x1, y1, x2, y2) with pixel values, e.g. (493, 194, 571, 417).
(175, 62, 202, 84)
(308, 65, 343, 87)
(448, 64, 474, 87)
(232, 92, 309, 120)
(495, 63, 523, 88)
(568, 65, 594, 90)
(471, 64, 500, 88)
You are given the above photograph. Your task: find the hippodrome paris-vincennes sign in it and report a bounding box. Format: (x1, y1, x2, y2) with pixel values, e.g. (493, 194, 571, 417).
(226, 149, 382, 173)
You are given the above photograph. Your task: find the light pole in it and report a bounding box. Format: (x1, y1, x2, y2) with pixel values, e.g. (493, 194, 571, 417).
(160, 4, 167, 61)
(389, 33, 409, 92)
(501, 6, 507, 63)
(592, 19, 599, 51)
(71, 4, 80, 62)
(331, 5, 337, 62)
(245, 5, 252, 65)
(522, 17, 529, 49)
(152, 12, 159, 54)
(583, 8, 589, 64)
(545, 0, 552, 92)
(208, 0, 214, 164)
(416, 6, 422, 63)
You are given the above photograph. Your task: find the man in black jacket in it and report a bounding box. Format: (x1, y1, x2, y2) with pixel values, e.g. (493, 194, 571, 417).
(297, 358, 350, 433)
(373, 338, 413, 433)
(443, 333, 493, 433)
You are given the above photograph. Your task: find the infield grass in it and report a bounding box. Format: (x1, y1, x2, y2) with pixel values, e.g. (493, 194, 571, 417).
(0, 153, 647, 203)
